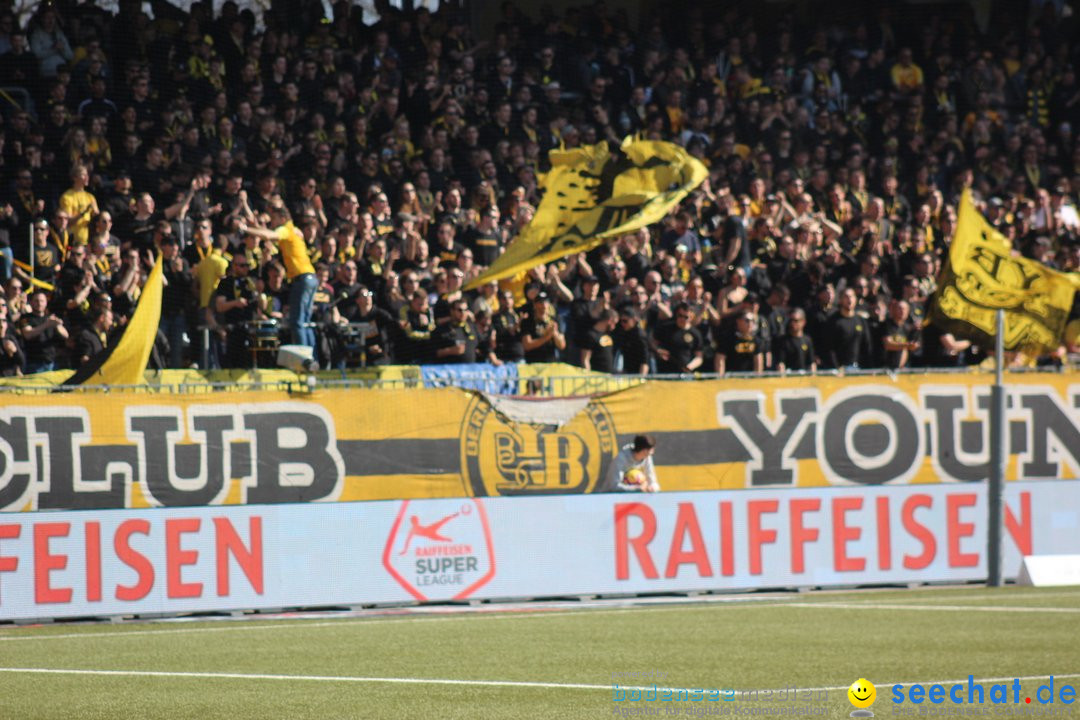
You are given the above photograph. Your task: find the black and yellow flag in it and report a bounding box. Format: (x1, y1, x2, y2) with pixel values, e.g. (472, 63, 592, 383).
(64, 254, 164, 386)
(929, 189, 1078, 352)
(465, 137, 707, 289)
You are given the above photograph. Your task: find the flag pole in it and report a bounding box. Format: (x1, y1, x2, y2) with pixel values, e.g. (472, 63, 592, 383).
(987, 308, 1005, 587)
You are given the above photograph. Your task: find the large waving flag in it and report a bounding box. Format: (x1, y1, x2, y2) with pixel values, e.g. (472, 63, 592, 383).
(929, 189, 1078, 353)
(64, 254, 164, 386)
(466, 137, 707, 289)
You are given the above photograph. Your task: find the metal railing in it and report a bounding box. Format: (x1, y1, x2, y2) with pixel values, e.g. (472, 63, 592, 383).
(0, 363, 1073, 397)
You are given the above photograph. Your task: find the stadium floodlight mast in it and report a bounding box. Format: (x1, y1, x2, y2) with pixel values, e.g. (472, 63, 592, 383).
(987, 309, 1005, 588)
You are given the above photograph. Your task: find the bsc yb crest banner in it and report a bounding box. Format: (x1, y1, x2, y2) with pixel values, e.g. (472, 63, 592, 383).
(465, 137, 707, 289)
(929, 189, 1077, 352)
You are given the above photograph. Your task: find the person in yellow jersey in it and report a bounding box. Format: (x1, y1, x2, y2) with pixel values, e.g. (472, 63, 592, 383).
(193, 233, 230, 367)
(58, 164, 99, 247)
(237, 199, 318, 349)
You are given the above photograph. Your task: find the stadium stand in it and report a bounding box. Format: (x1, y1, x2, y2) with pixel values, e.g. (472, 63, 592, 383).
(0, 0, 1078, 377)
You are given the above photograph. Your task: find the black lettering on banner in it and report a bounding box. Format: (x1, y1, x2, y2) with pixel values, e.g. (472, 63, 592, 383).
(128, 414, 233, 507)
(35, 415, 125, 509)
(0, 416, 31, 510)
(1019, 393, 1080, 479)
(823, 395, 920, 484)
(244, 410, 344, 503)
(80, 445, 137, 503)
(923, 394, 988, 482)
(721, 395, 817, 485)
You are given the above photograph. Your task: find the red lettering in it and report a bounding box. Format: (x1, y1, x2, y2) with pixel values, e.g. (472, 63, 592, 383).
(747, 500, 779, 575)
(719, 501, 734, 576)
(166, 518, 203, 599)
(34, 523, 72, 604)
(946, 493, 979, 567)
(876, 496, 892, 570)
(86, 522, 102, 602)
(832, 497, 865, 572)
(665, 503, 711, 578)
(615, 503, 658, 580)
(214, 517, 264, 596)
(0, 524, 19, 602)
(902, 494, 937, 569)
(789, 498, 821, 574)
(1004, 492, 1032, 556)
(114, 519, 154, 601)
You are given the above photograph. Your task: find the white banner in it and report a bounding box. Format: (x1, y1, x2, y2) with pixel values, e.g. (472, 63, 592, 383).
(0, 482, 1077, 620)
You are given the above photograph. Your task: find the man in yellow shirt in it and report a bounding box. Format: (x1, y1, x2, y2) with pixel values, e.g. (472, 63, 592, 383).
(238, 200, 319, 349)
(890, 48, 924, 96)
(58, 164, 99, 247)
(192, 231, 231, 368)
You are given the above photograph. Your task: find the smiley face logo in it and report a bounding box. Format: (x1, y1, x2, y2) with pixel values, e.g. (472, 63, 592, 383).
(848, 678, 876, 716)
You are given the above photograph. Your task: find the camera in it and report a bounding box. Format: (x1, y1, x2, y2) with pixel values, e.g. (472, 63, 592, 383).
(276, 344, 319, 373)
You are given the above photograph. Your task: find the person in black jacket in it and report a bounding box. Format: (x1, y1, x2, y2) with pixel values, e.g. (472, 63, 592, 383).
(19, 290, 68, 373)
(433, 299, 480, 364)
(613, 307, 650, 375)
(160, 235, 193, 367)
(776, 309, 816, 372)
(492, 289, 524, 363)
(0, 313, 25, 376)
(73, 306, 112, 367)
(579, 309, 617, 373)
(339, 285, 395, 366)
(826, 288, 872, 370)
(212, 253, 260, 368)
(653, 301, 704, 374)
(520, 292, 565, 363)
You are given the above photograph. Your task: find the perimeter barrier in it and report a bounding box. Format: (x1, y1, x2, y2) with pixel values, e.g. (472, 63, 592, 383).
(0, 481, 1072, 620)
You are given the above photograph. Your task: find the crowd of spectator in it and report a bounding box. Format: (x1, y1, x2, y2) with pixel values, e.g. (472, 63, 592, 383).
(0, 0, 1078, 377)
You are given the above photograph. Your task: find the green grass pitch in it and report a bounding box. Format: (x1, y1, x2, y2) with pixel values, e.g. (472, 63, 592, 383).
(0, 585, 1077, 719)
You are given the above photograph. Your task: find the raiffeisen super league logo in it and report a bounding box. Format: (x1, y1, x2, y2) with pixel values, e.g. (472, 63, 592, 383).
(383, 499, 496, 602)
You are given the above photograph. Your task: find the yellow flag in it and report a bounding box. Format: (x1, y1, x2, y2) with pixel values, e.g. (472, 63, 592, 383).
(465, 138, 707, 289)
(64, 254, 164, 385)
(929, 189, 1075, 352)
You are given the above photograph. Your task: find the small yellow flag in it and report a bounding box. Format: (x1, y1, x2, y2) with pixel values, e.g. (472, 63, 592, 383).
(466, 137, 707, 289)
(930, 189, 1076, 352)
(64, 254, 164, 386)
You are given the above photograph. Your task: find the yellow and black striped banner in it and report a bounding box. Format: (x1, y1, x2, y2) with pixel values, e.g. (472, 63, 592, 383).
(2, 372, 1078, 511)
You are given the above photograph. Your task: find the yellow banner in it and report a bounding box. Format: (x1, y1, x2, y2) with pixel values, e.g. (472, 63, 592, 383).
(466, 137, 707, 289)
(931, 189, 1076, 352)
(3, 372, 1078, 511)
(65, 254, 164, 385)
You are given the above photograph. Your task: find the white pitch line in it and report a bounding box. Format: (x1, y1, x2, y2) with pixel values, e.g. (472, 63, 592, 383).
(780, 602, 1080, 614)
(0, 668, 1077, 696)
(0, 667, 613, 690)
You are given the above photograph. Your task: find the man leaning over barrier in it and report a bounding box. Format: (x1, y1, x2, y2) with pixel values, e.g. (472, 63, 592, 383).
(602, 434, 661, 493)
